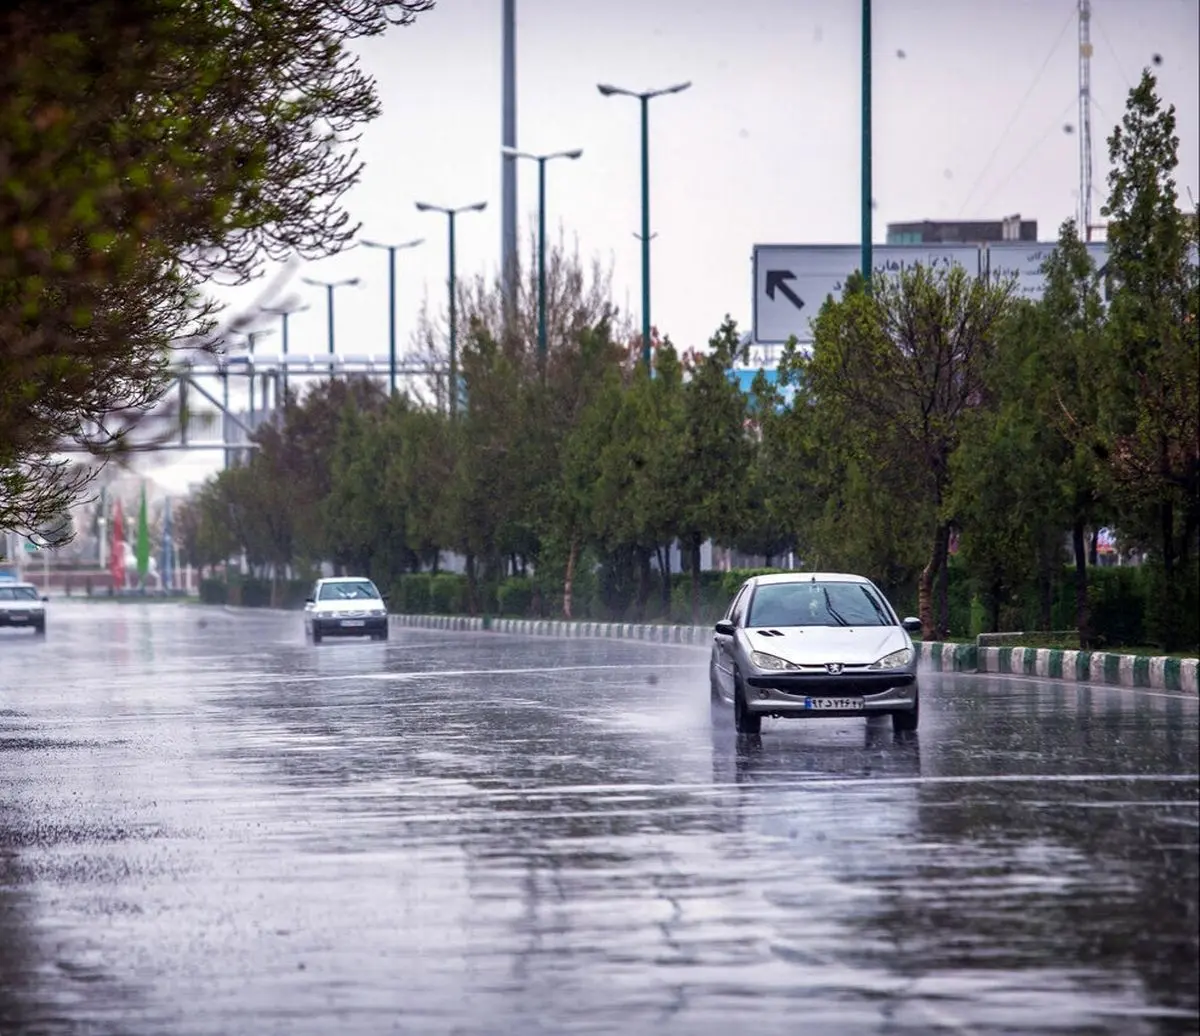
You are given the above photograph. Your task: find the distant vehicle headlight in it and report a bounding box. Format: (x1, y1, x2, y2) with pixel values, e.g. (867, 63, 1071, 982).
(870, 647, 913, 669)
(750, 650, 798, 671)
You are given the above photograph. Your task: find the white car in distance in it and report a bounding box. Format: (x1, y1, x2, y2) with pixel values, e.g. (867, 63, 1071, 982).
(304, 577, 389, 643)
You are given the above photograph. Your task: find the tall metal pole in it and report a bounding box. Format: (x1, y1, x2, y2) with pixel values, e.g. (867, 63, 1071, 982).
(415, 202, 485, 417)
(537, 156, 548, 375)
(325, 284, 335, 376)
(448, 209, 458, 418)
(387, 246, 397, 395)
(502, 0, 518, 301)
(264, 303, 308, 404)
(280, 311, 290, 400)
(639, 95, 652, 367)
(597, 81, 690, 368)
(1078, 0, 1093, 240)
(221, 366, 230, 470)
(861, 0, 873, 288)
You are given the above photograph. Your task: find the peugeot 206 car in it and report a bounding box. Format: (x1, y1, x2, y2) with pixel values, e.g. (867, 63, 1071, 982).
(0, 581, 49, 636)
(710, 572, 922, 736)
(303, 577, 389, 643)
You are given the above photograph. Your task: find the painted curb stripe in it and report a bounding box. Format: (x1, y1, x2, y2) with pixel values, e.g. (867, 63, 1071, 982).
(384, 615, 1198, 694)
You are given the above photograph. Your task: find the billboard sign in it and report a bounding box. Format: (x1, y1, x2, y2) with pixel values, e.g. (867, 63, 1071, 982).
(985, 241, 1111, 302)
(752, 244, 983, 344)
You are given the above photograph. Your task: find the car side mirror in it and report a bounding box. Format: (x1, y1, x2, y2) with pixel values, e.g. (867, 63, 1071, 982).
(902, 617, 921, 633)
(42, 596, 49, 603)
(714, 619, 735, 637)
(304, 597, 314, 606)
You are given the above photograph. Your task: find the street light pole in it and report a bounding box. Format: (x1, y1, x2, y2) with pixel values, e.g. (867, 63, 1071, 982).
(361, 237, 424, 397)
(501, 146, 583, 378)
(302, 276, 361, 377)
(264, 302, 309, 403)
(597, 80, 691, 369)
(415, 200, 487, 417)
(861, 0, 873, 290)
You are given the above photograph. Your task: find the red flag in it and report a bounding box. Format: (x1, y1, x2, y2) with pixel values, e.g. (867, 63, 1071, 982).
(110, 500, 126, 591)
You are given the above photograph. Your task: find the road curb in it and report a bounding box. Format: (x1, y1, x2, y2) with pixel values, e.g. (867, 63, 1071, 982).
(915, 641, 1199, 694)
(387, 612, 712, 645)
(385, 613, 1198, 694)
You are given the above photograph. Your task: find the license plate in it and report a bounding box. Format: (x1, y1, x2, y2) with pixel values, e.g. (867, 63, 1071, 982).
(340, 619, 365, 627)
(804, 697, 863, 710)
(9, 613, 28, 621)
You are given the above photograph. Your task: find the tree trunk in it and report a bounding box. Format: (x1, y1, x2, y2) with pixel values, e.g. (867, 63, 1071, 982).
(635, 548, 651, 622)
(689, 533, 703, 626)
(918, 522, 950, 640)
(989, 571, 1002, 633)
(1088, 528, 1099, 566)
(1036, 542, 1053, 631)
(660, 542, 672, 616)
(465, 553, 478, 616)
(1072, 519, 1092, 649)
(936, 547, 950, 639)
(562, 532, 579, 620)
(1161, 499, 1177, 650)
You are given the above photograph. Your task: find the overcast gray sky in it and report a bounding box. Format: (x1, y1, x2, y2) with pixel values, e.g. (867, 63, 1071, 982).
(155, 0, 1199, 494)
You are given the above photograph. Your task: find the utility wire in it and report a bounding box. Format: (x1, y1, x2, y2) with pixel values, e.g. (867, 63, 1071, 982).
(1092, 4, 1134, 90)
(956, 1, 1078, 217)
(974, 97, 1079, 217)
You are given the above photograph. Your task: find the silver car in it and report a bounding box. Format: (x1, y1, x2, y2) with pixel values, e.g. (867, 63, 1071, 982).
(710, 572, 921, 736)
(303, 577, 389, 643)
(0, 581, 48, 636)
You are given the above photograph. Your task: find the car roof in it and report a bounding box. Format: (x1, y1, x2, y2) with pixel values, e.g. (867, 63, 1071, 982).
(316, 576, 375, 584)
(1, 581, 38, 589)
(747, 572, 874, 587)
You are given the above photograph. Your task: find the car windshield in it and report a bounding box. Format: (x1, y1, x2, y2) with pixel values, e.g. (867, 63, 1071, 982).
(0, 586, 39, 601)
(747, 581, 894, 628)
(318, 580, 380, 601)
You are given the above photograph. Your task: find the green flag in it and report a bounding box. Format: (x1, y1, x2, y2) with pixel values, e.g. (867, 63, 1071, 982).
(136, 483, 150, 584)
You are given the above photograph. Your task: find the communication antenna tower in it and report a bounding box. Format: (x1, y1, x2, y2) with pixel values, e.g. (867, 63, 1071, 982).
(1078, 0, 1094, 240)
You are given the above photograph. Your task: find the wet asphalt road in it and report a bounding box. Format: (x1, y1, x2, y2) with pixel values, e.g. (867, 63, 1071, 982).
(0, 603, 1197, 1036)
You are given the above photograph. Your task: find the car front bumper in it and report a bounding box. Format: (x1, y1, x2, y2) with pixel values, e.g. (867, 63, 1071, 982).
(743, 671, 917, 717)
(0, 611, 44, 628)
(313, 615, 388, 637)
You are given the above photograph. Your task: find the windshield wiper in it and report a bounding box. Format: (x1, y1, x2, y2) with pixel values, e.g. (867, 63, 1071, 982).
(859, 586, 890, 626)
(822, 587, 849, 626)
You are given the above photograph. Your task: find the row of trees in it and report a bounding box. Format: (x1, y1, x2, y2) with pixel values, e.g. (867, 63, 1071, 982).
(178, 72, 1200, 650)
(1, 0, 432, 539)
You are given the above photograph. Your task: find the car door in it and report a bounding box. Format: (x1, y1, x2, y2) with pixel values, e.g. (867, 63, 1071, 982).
(713, 583, 750, 697)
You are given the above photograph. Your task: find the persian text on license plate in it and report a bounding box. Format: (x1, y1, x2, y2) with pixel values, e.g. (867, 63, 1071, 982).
(340, 619, 365, 627)
(804, 697, 863, 710)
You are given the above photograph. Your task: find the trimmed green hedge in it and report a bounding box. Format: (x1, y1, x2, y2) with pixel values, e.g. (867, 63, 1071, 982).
(199, 559, 1195, 651)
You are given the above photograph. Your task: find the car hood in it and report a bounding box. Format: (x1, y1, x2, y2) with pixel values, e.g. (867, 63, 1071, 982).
(742, 626, 909, 666)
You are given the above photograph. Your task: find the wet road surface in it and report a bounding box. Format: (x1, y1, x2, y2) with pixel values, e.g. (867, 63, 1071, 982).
(1, 602, 1197, 1035)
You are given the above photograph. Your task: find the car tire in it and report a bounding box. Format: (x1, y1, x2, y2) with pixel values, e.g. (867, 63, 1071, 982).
(372, 629, 388, 642)
(312, 625, 323, 644)
(733, 670, 761, 736)
(33, 620, 45, 637)
(892, 690, 919, 733)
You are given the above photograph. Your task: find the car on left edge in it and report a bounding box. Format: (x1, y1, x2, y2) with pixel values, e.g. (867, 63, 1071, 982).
(0, 582, 49, 635)
(303, 577, 389, 643)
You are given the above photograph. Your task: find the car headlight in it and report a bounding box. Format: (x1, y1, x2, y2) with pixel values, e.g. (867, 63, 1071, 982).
(750, 650, 798, 671)
(870, 647, 913, 669)
(369, 607, 387, 616)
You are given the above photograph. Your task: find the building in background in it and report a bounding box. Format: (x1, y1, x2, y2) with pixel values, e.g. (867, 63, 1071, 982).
(886, 214, 1037, 245)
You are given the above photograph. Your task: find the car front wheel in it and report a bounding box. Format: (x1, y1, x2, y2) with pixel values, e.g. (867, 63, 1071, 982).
(892, 690, 919, 733)
(733, 670, 761, 736)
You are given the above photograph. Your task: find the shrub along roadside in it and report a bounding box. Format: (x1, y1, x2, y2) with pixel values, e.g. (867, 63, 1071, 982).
(199, 561, 1196, 652)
